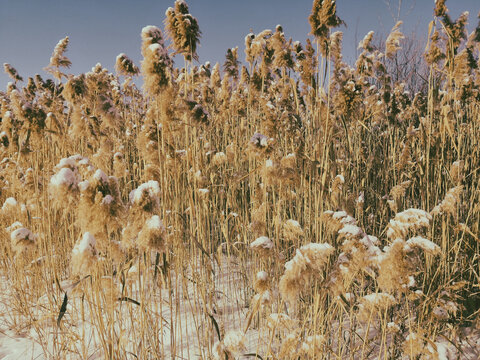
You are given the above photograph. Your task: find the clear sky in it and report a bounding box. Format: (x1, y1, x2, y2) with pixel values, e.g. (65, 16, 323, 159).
(1, 0, 479, 87)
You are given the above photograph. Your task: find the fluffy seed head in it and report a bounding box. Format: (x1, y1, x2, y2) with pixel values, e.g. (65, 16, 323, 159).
(279, 243, 334, 305)
(250, 236, 274, 257)
(386, 21, 404, 59)
(137, 215, 167, 252)
(71, 232, 98, 276)
(10, 226, 36, 255)
(115, 53, 139, 76)
(283, 219, 304, 242)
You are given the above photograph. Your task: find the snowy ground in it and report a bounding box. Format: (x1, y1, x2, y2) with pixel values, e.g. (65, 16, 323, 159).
(0, 256, 265, 359)
(0, 257, 479, 359)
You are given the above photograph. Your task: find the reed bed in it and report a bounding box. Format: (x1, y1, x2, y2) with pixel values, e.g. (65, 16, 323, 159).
(0, 0, 479, 358)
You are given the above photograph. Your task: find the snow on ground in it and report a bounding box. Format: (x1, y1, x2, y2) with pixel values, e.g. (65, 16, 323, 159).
(0, 255, 478, 359)
(0, 255, 267, 359)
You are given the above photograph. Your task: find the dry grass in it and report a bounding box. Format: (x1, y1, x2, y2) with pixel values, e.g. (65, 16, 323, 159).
(0, 0, 479, 359)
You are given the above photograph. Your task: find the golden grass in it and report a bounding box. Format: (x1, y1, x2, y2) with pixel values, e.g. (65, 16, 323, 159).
(0, 0, 479, 358)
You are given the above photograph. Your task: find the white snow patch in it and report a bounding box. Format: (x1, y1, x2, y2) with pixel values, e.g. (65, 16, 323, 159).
(93, 169, 108, 184)
(250, 236, 274, 250)
(146, 215, 165, 231)
(1, 197, 17, 211)
(130, 180, 160, 204)
(50, 167, 78, 189)
(10, 227, 34, 242)
(72, 232, 96, 256)
(256, 271, 268, 281)
(101, 195, 114, 205)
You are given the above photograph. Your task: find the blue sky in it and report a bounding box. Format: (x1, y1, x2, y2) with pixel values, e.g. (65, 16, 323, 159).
(1, 0, 479, 86)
